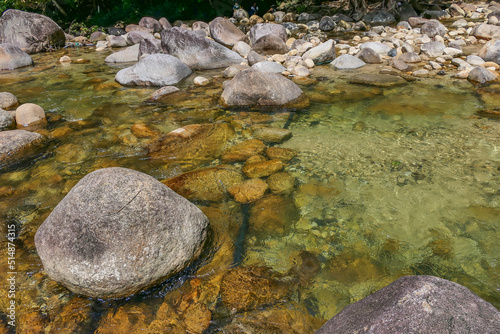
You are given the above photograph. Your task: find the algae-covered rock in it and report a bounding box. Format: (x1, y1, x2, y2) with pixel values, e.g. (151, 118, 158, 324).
(242, 159, 284, 178)
(228, 178, 268, 203)
(249, 195, 299, 235)
(221, 139, 266, 163)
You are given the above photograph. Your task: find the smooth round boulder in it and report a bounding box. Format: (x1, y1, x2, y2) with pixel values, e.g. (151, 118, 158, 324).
(478, 39, 500, 65)
(15, 103, 46, 127)
(115, 54, 192, 86)
(221, 69, 306, 107)
(468, 67, 498, 84)
(315, 275, 500, 334)
(34, 167, 209, 298)
(209, 17, 248, 47)
(421, 19, 447, 38)
(249, 23, 287, 44)
(0, 43, 33, 70)
(251, 34, 289, 55)
(0, 92, 19, 110)
(331, 54, 366, 69)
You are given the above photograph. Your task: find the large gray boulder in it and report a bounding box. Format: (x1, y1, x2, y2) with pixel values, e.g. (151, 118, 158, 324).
(331, 54, 366, 69)
(302, 39, 336, 64)
(421, 19, 447, 38)
(315, 276, 500, 334)
(363, 10, 396, 26)
(251, 34, 289, 55)
(161, 27, 243, 70)
(0, 43, 33, 70)
(138, 16, 162, 33)
(0, 130, 43, 166)
(209, 17, 248, 47)
(249, 23, 287, 44)
(468, 66, 498, 84)
(356, 47, 382, 63)
(35, 167, 209, 298)
(479, 39, 500, 64)
(251, 61, 286, 73)
(105, 44, 140, 63)
(473, 24, 500, 40)
(319, 16, 336, 31)
(421, 41, 446, 57)
(126, 31, 155, 45)
(0, 9, 65, 53)
(138, 38, 162, 58)
(115, 54, 192, 86)
(221, 69, 305, 107)
(360, 42, 392, 55)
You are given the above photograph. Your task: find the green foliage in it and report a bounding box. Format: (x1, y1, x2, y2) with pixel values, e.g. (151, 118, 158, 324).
(68, 21, 100, 37)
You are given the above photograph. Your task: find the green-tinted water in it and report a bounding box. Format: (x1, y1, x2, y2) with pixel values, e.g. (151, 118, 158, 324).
(0, 46, 498, 333)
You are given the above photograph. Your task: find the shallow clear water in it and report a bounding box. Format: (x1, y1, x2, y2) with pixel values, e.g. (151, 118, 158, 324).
(0, 46, 499, 333)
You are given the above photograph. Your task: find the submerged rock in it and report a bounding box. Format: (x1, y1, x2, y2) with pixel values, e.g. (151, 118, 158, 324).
(249, 195, 300, 235)
(115, 54, 192, 86)
(35, 167, 209, 298)
(222, 139, 266, 163)
(163, 166, 244, 202)
(242, 159, 284, 178)
(228, 178, 268, 203)
(0, 43, 33, 70)
(0, 9, 65, 53)
(221, 69, 306, 107)
(0, 129, 43, 166)
(349, 74, 407, 87)
(148, 123, 235, 167)
(161, 27, 243, 70)
(315, 275, 500, 334)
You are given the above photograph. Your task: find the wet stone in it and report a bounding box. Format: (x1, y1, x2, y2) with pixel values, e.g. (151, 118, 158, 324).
(266, 146, 297, 162)
(266, 171, 295, 194)
(228, 178, 268, 203)
(163, 166, 244, 202)
(249, 194, 300, 236)
(252, 127, 292, 143)
(220, 266, 289, 312)
(221, 138, 266, 163)
(242, 159, 284, 178)
(95, 304, 153, 334)
(130, 123, 160, 139)
(348, 74, 407, 87)
(47, 297, 93, 333)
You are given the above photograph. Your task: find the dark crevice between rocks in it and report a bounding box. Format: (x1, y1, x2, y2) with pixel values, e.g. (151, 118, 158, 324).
(231, 203, 250, 268)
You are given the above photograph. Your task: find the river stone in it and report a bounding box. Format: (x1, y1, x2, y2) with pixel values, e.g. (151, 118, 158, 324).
(232, 41, 251, 57)
(106, 35, 128, 47)
(150, 86, 179, 100)
(468, 66, 498, 84)
(15, 103, 46, 127)
(126, 31, 154, 45)
(315, 275, 500, 334)
(34, 167, 209, 298)
(251, 34, 289, 55)
(234, 8, 249, 21)
(398, 51, 421, 63)
(249, 23, 287, 44)
(479, 39, 500, 64)
(139, 17, 162, 33)
(398, 3, 418, 21)
(158, 17, 172, 30)
(192, 21, 210, 37)
(267, 172, 295, 194)
(253, 127, 292, 143)
(222, 138, 266, 163)
(115, 54, 191, 86)
(147, 123, 235, 167)
(421, 41, 446, 57)
(0, 92, 18, 110)
(366, 10, 396, 25)
(138, 38, 162, 58)
(0, 43, 33, 70)
(473, 24, 500, 40)
(249, 195, 299, 235)
(105, 44, 140, 63)
(242, 159, 284, 178)
(390, 58, 411, 71)
(302, 39, 336, 64)
(163, 166, 244, 202)
(228, 178, 268, 203)
(331, 54, 366, 69)
(0, 130, 43, 165)
(266, 147, 297, 162)
(221, 69, 305, 107)
(360, 42, 392, 56)
(0, 109, 14, 130)
(319, 16, 336, 32)
(421, 19, 447, 38)
(161, 27, 243, 70)
(466, 55, 485, 66)
(0, 9, 65, 53)
(349, 74, 407, 87)
(247, 50, 266, 66)
(223, 64, 250, 78)
(209, 17, 248, 47)
(356, 48, 382, 64)
(423, 10, 450, 20)
(251, 61, 286, 73)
